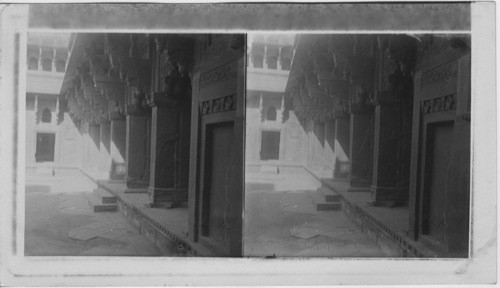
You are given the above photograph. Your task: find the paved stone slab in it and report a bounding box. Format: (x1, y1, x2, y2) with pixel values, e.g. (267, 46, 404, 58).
(245, 185, 387, 257)
(25, 176, 165, 256)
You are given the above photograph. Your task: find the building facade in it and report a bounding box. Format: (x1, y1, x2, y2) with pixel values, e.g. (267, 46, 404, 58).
(246, 34, 336, 178)
(25, 33, 78, 176)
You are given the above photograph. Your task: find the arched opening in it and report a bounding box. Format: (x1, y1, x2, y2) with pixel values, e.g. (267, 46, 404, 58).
(41, 108, 52, 123)
(56, 59, 66, 72)
(28, 57, 38, 70)
(42, 58, 52, 72)
(266, 106, 277, 121)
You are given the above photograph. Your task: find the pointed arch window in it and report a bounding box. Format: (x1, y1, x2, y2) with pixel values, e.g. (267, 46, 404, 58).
(41, 108, 52, 123)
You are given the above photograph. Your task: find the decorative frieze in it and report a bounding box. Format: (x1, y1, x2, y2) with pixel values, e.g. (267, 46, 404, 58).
(421, 62, 456, 87)
(199, 95, 236, 115)
(421, 94, 456, 115)
(199, 64, 238, 90)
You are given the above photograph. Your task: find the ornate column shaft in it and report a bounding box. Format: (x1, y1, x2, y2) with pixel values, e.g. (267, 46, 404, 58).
(148, 93, 186, 203)
(146, 34, 193, 205)
(348, 85, 375, 191)
(125, 97, 151, 190)
(371, 35, 415, 204)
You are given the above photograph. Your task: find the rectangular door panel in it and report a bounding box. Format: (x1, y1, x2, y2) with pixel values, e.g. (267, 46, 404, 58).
(206, 123, 234, 244)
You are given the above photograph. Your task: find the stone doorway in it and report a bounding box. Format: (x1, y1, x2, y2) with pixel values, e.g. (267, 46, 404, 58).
(35, 132, 55, 163)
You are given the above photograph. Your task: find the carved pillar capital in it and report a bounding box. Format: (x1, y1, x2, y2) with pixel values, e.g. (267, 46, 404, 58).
(147, 92, 178, 108)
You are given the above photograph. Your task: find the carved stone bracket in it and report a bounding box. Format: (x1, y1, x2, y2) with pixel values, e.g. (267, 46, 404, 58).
(147, 92, 179, 108)
(104, 34, 152, 92)
(334, 98, 350, 119)
(350, 84, 375, 114)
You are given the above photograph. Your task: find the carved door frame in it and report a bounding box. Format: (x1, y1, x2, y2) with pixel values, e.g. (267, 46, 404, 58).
(409, 49, 471, 255)
(188, 35, 246, 256)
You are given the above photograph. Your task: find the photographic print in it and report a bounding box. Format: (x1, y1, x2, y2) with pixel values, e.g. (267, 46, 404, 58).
(0, 2, 496, 286)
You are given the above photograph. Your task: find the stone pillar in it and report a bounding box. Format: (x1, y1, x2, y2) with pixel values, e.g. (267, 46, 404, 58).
(110, 115, 126, 180)
(125, 112, 150, 189)
(99, 120, 112, 179)
(148, 94, 188, 204)
(371, 100, 412, 204)
(348, 109, 374, 190)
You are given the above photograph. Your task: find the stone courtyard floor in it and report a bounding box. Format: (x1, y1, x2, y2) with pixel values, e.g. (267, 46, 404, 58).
(244, 173, 387, 257)
(25, 175, 162, 256)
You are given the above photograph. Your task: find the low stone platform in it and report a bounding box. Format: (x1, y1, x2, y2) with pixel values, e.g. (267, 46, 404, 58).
(95, 180, 213, 256)
(321, 179, 439, 257)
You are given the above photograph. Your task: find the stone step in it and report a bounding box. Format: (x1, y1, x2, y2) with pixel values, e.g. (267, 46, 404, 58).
(86, 194, 118, 213)
(317, 185, 341, 202)
(36, 167, 54, 176)
(308, 190, 341, 211)
(93, 188, 117, 204)
(261, 165, 278, 174)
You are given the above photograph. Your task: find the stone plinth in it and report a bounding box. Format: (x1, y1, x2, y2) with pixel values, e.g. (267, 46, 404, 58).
(110, 116, 126, 180)
(125, 113, 150, 188)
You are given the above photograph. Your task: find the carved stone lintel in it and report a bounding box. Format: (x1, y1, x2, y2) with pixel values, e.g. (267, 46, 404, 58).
(421, 94, 456, 115)
(199, 95, 236, 115)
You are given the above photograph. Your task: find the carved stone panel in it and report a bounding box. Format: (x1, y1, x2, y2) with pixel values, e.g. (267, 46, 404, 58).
(198, 61, 239, 101)
(199, 95, 236, 115)
(420, 61, 458, 100)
